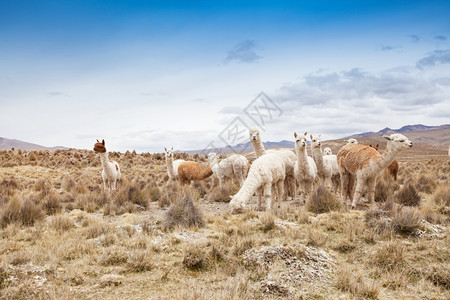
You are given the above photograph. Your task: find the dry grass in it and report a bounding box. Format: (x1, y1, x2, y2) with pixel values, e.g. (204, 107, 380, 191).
(0, 149, 448, 299)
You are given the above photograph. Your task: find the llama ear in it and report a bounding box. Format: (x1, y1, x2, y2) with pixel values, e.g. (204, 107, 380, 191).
(96, 139, 100, 143)
(171, 147, 173, 151)
(164, 147, 167, 152)
(310, 134, 313, 139)
(383, 135, 392, 141)
(304, 131, 307, 136)
(102, 139, 105, 145)
(318, 134, 321, 138)
(294, 132, 297, 138)
(376, 144, 379, 148)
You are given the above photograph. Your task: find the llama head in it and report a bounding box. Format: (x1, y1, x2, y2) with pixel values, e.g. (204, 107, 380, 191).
(369, 144, 379, 151)
(164, 147, 174, 159)
(294, 131, 308, 148)
(345, 138, 358, 144)
(249, 128, 261, 142)
(383, 133, 413, 152)
(207, 152, 218, 164)
(323, 147, 332, 155)
(310, 134, 322, 149)
(93, 139, 106, 153)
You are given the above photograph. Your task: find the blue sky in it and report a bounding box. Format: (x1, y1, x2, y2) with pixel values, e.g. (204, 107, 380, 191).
(1, 1, 449, 152)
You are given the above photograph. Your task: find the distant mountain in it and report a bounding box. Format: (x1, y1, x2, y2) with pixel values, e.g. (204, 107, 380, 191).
(181, 124, 449, 155)
(0, 137, 68, 151)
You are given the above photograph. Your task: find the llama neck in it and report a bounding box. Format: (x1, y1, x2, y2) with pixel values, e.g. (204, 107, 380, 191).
(296, 145, 310, 173)
(311, 146, 325, 172)
(376, 146, 400, 171)
(166, 156, 175, 177)
(235, 171, 262, 204)
(209, 157, 219, 174)
(251, 139, 266, 158)
(98, 152, 110, 169)
(200, 166, 213, 179)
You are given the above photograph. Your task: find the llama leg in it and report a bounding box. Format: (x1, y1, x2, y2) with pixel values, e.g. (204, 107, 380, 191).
(257, 187, 263, 210)
(276, 180, 284, 208)
(366, 178, 376, 205)
(351, 177, 365, 209)
(340, 171, 349, 202)
(264, 183, 272, 210)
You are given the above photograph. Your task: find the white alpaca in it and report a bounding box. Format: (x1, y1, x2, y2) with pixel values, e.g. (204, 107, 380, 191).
(93, 139, 121, 193)
(345, 138, 358, 144)
(229, 153, 285, 211)
(208, 152, 248, 188)
(323, 147, 333, 155)
(293, 132, 318, 203)
(337, 133, 413, 209)
(310, 134, 340, 192)
(249, 128, 296, 200)
(164, 147, 185, 181)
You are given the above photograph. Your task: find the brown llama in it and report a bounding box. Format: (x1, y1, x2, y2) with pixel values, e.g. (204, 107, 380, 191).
(369, 144, 399, 181)
(178, 161, 213, 186)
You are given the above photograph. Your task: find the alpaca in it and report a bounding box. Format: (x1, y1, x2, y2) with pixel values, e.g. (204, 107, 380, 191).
(93, 139, 121, 193)
(369, 144, 399, 181)
(178, 161, 213, 186)
(338, 133, 412, 209)
(345, 138, 358, 144)
(310, 134, 340, 192)
(293, 132, 318, 203)
(323, 147, 333, 156)
(164, 147, 185, 181)
(249, 128, 296, 200)
(229, 153, 285, 211)
(208, 152, 249, 188)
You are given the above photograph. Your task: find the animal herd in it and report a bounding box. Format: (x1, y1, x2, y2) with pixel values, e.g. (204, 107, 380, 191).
(94, 129, 413, 211)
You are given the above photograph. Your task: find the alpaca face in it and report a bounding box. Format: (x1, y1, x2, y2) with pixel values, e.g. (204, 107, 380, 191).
(294, 132, 307, 148)
(323, 147, 332, 155)
(310, 134, 321, 149)
(346, 138, 358, 145)
(207, 152, 218, 164)
(164, 147, 174, 159)
(93, 139, 106, 153)
(384, 134, 413, 150)
(249, 128, 261, 142)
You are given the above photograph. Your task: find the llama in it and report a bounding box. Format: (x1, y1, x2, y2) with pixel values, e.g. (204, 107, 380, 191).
(310, 134, 340, 192)
(249, 128, 296, 200)
(338, 133, 413, 209)
(229, 153, 285, 211)
(178, 161, 213, 186)
(93, 139, 121, 193)
(369, 144, 399, 181)
(208, 152, 249, 188)
(293, 132, 318, 203)
(164, 147, 185, 181)
(345, 138, 358, 144)
(323, 147, 333, 156)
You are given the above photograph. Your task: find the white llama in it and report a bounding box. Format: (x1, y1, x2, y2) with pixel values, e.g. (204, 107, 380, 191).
(164, 147, 185, 182)
(93, 139, 121, 193)
(345, 138, 358, 144)
(208, 152, 248, 188)
(230, 153, 285, 211)
(293, 132, 318, 203)
(337, 133, 413, 209)
(249, 128, 296, 200)
(323, 147, 333, 155)
(310, 134, 340, 192)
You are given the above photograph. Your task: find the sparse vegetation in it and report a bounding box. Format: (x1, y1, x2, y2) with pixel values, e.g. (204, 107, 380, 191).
(0, 148, 448, 299)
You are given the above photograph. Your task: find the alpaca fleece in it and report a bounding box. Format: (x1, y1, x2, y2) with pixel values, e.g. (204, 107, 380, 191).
(178, 161, 213, 185)
(208, 153, 249, 188)
(93, 139, 121, 193)
(293, 132, 318, 202)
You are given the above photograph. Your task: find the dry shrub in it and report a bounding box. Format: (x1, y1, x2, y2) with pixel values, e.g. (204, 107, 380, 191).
(372, 241, 405, 271)
(43, 192, 62, 215)
(159, 183, 178, 208)
(183, 244, 209, 271)
(207, 186, 231, 203)
(126, 249, 154, 272)
(307, 229, 328, 247)
(306, 185, 342, 214)
(259, 212, 276, 232)
(163, 192, 204, 231)
(0, 179, 20, 198)
(364, 207, 393, 237)
(336, 265, 380, 299)
(416, 174, 437, 194)
(375, 172, 397, 202)
(392, 206, 421, 234)
(422, 265, 450, 289)
(50, 215, 74, 232)
(99, 246, 128, 266)
(113, 181, 149, 209)
(431, 184, 450, 216)
(396, 183, 421, 206)
(1, 196, 44, 227)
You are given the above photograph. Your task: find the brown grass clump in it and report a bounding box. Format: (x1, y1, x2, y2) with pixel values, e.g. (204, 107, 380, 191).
(416, 174, 438, 194)
(126, 249, 154, 272)
(259, 212, 276, 232)
(374, 172, 397, 202)
(431, 184, 450, 216)
(163, 192, 204, 231)
(392, 206, 421, 234)
(371, 241, 405, 271)
(50, 215, 75, 232)
(306, 185, 342, 214)
(336, 265, 380, 299)
(395, 183, 421, 206)
(183, 244, 209, 271)
(307, 229, 328, 247)
(1, 196, 44, 227)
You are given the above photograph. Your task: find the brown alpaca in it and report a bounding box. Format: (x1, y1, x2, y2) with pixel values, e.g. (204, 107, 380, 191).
(369, 144, 399, 181)
(338, 133, 412, 209)
(178, 161, 213, 185)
